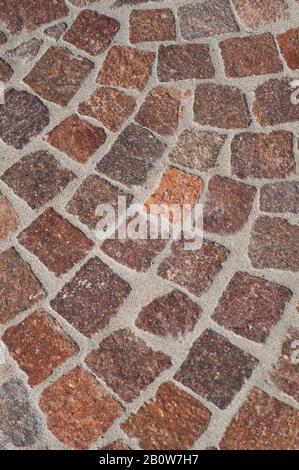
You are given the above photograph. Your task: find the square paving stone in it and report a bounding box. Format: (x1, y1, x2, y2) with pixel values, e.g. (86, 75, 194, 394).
(46, 114, 106, 164)
(121, 382, 210, 450)
(64, 10, 120, 56)
(0, 248, 45, 324)
(0, 379, 42, 448)
(129, 9, 176, 43)
(2, 150, 75, 209)
(85, 328, 171, 402)
(260, 182, 299, 213)
(220, 388, 299, 450)
(231, 0, 289, 29)
(135, 289, 202, 337)
(39, 367, 122, 449)
(2, 310, 77, 386)
(175, 329, 258, 409)
(24, 46, 93, 106)
(18, 208, 93, 276)
(0, 89, 49, 149)
(158, 239, 229, 297)
(212, 271, 292, 343)
(51, 257, 131, 336)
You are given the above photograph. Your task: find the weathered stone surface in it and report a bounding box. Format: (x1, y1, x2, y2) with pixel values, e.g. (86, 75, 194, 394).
(0, 0, 69, 35)
(212, 271, 292, 342)
(46, 114, 106, 163)
(0, 31, 7, 44)
(253, 78, 299, 126)
(175, 329, 258, 408)
(0, 379, 42, 447)
(158, 239, 229, 297)
(64, 10, 120, 56)
(220, 33, 282, 77)
(5, 38, 42, 64)
(232, 0, 289, 29)
(2, 150, 75, 209)
(39, 367, 122, 449)
(86, 329, 171, 402)
(169, 130, 225, 171)
(203, 176, 256, 235)
(194, 83, 250, 129)
(220, 388, 299, 450)
(0, 58, 13, 82)
(18, 208, 93, 276)
(0, 89, 49, 149)
(179, 0, 238, 39)
(248, 216, 299, 272)
(97, 45, 155, 91)
(129, 9, 176, 43)
(270, 327, 299, 403)
(260, 182, 299, 213)
(231, 131, 295, 179)
(158, 44, 215, 82)
(24, 47, 93, 106)
(0, 194, 18, 239)
(135, 86, 181, 135)
(122, 382, 210, 450)
(135, 290, 202, 337)
(97, 124, 166, 187)
(3, 311, 77, 386)
(78, 87, 136, 132)
(66, 175, 133, 229)
(44, 22, 67, 40)
(277, 27, 299, 70)
(51, 257, 131, 336)
(0, 248, 44, 324)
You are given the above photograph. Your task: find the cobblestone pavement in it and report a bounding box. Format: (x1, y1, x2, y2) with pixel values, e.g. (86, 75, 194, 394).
(0, 0, 299, 451)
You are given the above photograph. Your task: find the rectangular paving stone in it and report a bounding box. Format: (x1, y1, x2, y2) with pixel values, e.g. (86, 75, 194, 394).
(212, 271, 292, 343)
(158, 239, 229, 297)
(39, 367, 122, 449)
(2, 150, 75, 209)
(0, 248, 45, 324)
(0, 194, 18, 240)
(175, 329, 258, 409)
(85, 328, 171, 402)
(97, 123, 166, 187)
(248, 216, 299, 272)
(220, 388, 299, 449)
(0, 89, 50, 149)
(203, 176, 256, 235)
(97, 45, 155, 91)
(179, 0, 238, 39)
(194, 83, 250, 129)
(260, 182, 299, 213)
(129, 9, 176, 43)
(231, 131, 295, 179)
(78, 87, 136, 132)
(270, 327, 299, 403)
(64, 10, 120, 56)
(18, 208, 93, 277)
(121, 382, 210, 450)
(220, 33, 282, 78)
(169, 130, 226, 171)
(135, 289, 202, 338)
(158, 43, 215, 82)
(51, 257, 131, 336)
(24, 46, 93, 107)
(253, 78, 299, 126)
(0, 0, 68, 35)
(232, 0, 289, 29)
(46, 114, 106, 164)
(0, 379, 42, 448)
(135, 86, 181, 136)
(66, 174, 133, 230)
(2, 311, 77, 387)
